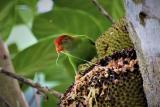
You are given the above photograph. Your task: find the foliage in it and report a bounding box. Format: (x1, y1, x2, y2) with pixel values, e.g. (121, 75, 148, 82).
(0, 0, 15, 40)
(0, 0, 124, 106)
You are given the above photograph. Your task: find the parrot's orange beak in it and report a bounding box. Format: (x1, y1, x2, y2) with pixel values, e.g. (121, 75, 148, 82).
(54, 36, 65, 53)
(55, 46, 63, 53)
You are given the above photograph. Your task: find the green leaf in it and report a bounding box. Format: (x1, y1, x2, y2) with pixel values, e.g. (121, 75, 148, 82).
(15, 0, 38, 26)
(12, 36, 74, 81)
(32, 8, 103, 41)
(18, 0, 37, 11)
(54, 0, 124, 21)
(54, 0, 112, 30)
(12, 37, 55, 75)
(0, 0, 38, 40)
(41, 95, 58, 107)
(53, 0, 124, 34)
(16, 5, 34, 27)
(0, 0, 15, 40)
(99, 0, 124, 20)
(8, 43, 18, 58)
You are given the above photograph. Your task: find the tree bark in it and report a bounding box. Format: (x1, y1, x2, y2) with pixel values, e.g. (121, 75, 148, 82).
(124, 0, 160, 106)
(0, 38, 28, 107)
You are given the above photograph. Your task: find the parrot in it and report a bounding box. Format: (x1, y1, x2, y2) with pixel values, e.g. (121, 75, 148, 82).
(53, 34, 97, 73)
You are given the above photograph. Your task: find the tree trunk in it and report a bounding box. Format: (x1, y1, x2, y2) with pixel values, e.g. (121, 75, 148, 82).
(0, 38, 28, 107)
(124, 0, 160, 106)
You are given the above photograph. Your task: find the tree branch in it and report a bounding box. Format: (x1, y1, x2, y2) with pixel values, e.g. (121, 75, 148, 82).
(0, 67, 63, 98)
(125, 0, 160, 106)
(91, 0, 114, 23)
(0, 38, 28, 107)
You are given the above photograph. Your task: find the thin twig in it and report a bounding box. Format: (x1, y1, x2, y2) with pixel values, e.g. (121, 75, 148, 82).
(91, 0, 114, 23)
(0, 67, 63, 98)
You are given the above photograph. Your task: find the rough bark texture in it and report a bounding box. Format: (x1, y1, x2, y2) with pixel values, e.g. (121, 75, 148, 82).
(125, 0, 160, 106)
(0, 38, 28, 107)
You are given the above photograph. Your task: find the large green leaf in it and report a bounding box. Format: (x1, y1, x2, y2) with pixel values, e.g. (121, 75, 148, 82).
(12, 36, 74, 80)
(32, 8, 103, 41)
(0, 0, 15, 40)
(54, 0, 112, 30)
(54, 0, 124, 27)
(54, 0, 124, 20)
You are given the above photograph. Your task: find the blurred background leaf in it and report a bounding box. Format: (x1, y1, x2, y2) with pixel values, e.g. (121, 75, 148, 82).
(54, 0, 124, 31)
(13, 36, 73, 80)
(8, 43, 18, 58)
(13, 36, 73, 83)
(32, 8, 103, 41)
(99, 0, 124, 20)
(16, 5, 34, 27)
(54, 0, 112, 31)
(16, 0, 38, 26)
(0, 0, 15, 40)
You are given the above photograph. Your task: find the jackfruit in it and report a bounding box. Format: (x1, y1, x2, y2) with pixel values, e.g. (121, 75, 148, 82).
(59, 49, 147, 107)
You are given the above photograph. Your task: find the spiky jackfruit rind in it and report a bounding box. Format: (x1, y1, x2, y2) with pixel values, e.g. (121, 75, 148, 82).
(59, 49, 147, 107)
(95, 18, 134, 59)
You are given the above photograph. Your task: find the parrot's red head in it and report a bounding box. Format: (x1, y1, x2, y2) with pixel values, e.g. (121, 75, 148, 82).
(54, 35, 73, 53)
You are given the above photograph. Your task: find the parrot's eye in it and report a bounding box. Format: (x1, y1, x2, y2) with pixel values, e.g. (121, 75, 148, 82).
(61, 37, 72, 45)
(60, 37, 73, 51)
(61, 38, 68, 43)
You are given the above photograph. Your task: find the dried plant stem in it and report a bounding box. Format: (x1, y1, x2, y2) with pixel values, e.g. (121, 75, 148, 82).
(91, 0, 114, 23)
(0, 67, 62, 98)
